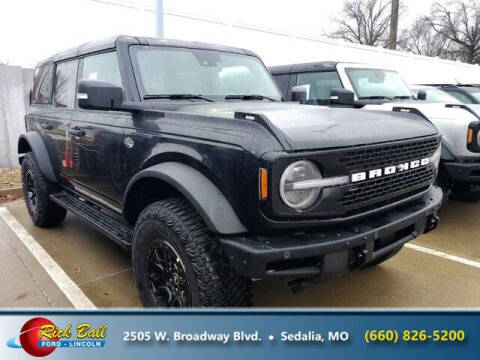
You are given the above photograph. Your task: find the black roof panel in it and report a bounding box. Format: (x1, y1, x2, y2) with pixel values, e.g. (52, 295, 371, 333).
(269, 61, 338, 75)
(36, 35, 257, 67)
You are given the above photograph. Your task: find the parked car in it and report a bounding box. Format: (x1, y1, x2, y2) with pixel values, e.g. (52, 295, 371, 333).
(409, 85, 461, 104)
(20, 38, 442, 307)
(425, 84, 480, 104)
(270, 62, 480, 202)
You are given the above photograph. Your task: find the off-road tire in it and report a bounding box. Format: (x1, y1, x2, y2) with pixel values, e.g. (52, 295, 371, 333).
(362, 245, 403, 268)
(132, 198, 252, 308)
(21, 152, 67, 227)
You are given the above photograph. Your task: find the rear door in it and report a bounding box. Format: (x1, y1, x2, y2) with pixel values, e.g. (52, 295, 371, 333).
(50, 59, 80, 181)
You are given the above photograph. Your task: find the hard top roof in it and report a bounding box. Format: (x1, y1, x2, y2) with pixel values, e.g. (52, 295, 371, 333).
(36, 35, 258, 67)
(425, 84, 480, 91)
(269, 61, 339, 75)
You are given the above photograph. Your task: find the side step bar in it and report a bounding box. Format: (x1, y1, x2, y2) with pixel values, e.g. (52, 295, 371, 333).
(50, 190, 133, 250)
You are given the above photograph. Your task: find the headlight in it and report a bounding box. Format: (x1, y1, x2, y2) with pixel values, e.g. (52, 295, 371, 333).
(431, 144, 441, 169)
(279, 161, 322, 210)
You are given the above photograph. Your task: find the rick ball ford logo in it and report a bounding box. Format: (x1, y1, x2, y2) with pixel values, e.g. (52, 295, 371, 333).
(6, 317, 107, 357)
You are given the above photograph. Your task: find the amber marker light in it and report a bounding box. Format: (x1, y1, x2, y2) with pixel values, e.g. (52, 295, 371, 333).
(468, 128, 474, 144)
(259, 168, 268, 200)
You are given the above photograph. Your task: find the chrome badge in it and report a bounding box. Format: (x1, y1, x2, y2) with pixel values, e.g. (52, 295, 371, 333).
(351, 158, 430, 183)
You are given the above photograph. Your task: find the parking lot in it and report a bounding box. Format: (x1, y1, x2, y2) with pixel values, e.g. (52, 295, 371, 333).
(1, 197, 479, 309)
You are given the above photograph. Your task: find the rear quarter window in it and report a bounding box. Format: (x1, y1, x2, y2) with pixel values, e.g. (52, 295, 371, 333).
(32, 65, 53, 104)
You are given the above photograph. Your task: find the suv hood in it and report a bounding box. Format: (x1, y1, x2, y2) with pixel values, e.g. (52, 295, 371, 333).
(362, 101, 480, 159)
(170, 102, 438, 151)
(362, 100, 480, 123)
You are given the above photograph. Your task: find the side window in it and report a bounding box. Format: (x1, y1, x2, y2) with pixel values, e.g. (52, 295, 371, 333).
(79, 52, 122, 88)
(272, 74, 290, 98)
(55, 60, 79, 108)
(296, 71, 343, 105)
(32, 65, 52, 104)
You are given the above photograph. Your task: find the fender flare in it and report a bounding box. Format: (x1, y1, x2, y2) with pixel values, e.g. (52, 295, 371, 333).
(123, 162, 247, 235)
(18, 132, 58, 182)
(440, 139, 455, 161)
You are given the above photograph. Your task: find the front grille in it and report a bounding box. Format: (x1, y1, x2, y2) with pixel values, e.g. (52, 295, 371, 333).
(340, 137, 439, 171)
(339, 165, 435, 208)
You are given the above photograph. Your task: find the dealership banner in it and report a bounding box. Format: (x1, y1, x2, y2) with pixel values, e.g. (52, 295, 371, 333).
(1, 310, 478, 359)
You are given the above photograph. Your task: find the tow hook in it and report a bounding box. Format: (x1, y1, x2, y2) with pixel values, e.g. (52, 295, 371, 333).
(424, 214, 439, 234)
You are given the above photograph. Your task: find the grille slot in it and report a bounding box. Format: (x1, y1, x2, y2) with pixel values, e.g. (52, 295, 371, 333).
(340, 137, 439, 171)
(339, 166, 434, 207)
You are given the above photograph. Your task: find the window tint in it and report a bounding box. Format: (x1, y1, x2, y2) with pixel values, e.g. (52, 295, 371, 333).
(273, 74, 290, 98)
(55, 60, 78, 108)
(296, 71, 343, 104)
(32, 65, 52, 104)
(447, 90, 473, 104)
(79, 52, 122, 87)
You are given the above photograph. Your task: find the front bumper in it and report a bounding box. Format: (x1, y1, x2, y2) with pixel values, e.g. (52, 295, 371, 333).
(444, 161, 480, 183)
(220, 186, 442, 278)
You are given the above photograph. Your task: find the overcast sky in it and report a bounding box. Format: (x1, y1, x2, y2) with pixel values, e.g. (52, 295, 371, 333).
(0, 0, 440, 67)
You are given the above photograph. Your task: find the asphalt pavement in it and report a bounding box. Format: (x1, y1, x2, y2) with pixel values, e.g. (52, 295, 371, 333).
(0, 198, 479, 308)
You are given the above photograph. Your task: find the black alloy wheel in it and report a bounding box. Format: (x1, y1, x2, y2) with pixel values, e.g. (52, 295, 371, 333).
(147, 240, 191, 307)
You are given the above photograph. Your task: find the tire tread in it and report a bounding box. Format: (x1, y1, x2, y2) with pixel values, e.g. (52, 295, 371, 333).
(134, 198, 252, 307)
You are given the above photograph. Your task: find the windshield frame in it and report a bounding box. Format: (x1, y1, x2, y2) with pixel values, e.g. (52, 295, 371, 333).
(344, 67, 413, 100)
(128, 44, 283, 102)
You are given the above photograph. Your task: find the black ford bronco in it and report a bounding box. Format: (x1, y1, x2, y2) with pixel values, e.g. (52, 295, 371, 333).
(20, 36, 442, 307)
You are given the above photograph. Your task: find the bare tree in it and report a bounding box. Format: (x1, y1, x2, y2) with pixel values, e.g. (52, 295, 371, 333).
(328, 0, 394, 46)
(425, 0, 480, 64)
(399, 17, 458, 59)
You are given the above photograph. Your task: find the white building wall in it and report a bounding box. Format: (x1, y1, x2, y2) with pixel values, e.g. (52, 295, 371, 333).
(162, 11, 480, 84)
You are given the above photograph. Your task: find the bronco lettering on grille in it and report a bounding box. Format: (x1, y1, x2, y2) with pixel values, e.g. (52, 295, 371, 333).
(351, 158, 430, 183)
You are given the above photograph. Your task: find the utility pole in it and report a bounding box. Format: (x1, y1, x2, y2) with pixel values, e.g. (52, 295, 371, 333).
(156, 0, 164, 38)
(389, 0, 399, 50)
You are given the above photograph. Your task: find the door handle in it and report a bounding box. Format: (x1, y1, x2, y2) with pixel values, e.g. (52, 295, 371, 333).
(68, 128, 85, 137)
(39, 122, 53, 130)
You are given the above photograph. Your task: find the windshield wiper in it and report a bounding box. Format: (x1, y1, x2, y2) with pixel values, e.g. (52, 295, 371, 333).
(225, 94, 276, 101)
(358, 95, 393, 100)
(143, 94, 214, 102)
(393, 96, 412, 99)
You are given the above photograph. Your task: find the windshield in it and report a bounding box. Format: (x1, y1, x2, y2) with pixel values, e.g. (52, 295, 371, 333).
(345, 68, 412, 99)
(470, 90, 480, 102)
(413, 87, 461, 103)
(130, 45, 282, 100)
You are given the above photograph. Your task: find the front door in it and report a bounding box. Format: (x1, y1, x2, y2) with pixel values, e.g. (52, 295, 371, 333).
(68, 51, 129, 209)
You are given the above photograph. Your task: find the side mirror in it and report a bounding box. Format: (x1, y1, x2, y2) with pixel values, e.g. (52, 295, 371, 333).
(329, 88, 354, 106)
(291, 85, 308, 104)
(77, 80, 123, 110)
(417, 89, 427, 100)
